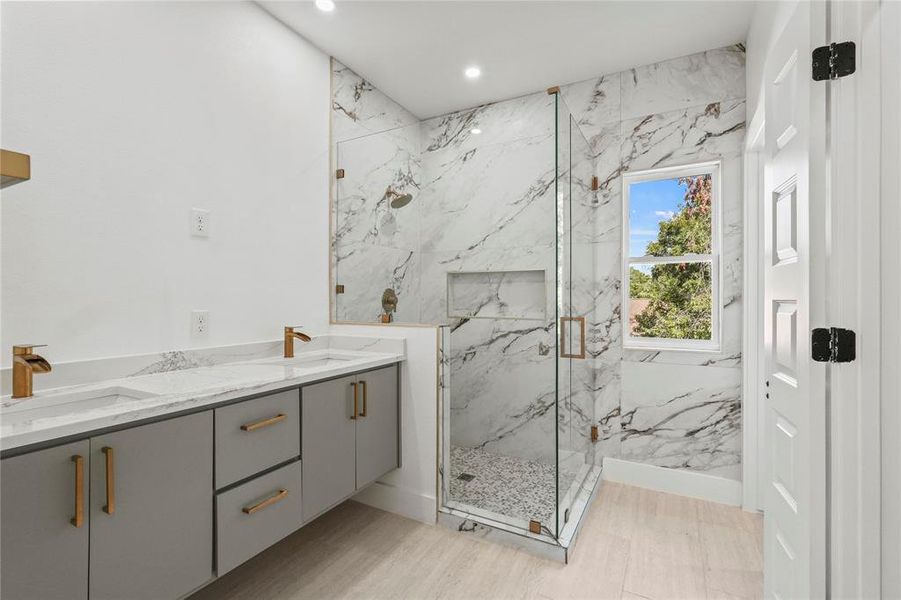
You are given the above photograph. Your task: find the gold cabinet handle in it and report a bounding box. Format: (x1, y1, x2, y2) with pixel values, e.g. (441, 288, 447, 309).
(350, 382, 358, 420)
(71, 455, 84, 528)
(240, 413, 287, 432)
(360, 380, 367, 417)
(242, 489, 288, 515)
(102, 446, 115, 515)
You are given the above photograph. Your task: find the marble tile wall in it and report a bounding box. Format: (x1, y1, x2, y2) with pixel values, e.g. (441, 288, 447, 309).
(331, 61, 422, 323)
(560, 44, 746, 480)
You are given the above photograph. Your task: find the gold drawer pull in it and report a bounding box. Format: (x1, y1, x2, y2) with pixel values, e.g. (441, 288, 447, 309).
(71, 455, 84, 528)
(242, 489, 288, 515)
(102, 446, 115, 515)
(240, 413, 287, 432)
(350, 382, 358, 420)
(359, 380, 367, 417)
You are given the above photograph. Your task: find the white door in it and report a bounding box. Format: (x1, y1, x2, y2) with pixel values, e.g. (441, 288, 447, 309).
(762, 2, 828, 599)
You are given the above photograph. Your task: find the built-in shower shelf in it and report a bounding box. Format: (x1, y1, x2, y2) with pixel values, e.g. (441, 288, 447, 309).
(447, 269, 547, 320)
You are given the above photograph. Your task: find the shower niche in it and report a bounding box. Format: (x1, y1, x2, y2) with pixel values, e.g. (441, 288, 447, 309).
(447, 270, 547, 320)
(331, 75, 600, 560)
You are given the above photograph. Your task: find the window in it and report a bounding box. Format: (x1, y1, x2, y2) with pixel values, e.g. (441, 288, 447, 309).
(622, 162, 721, 351)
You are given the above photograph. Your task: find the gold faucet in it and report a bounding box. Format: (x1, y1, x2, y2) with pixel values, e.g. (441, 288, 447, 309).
(283, 326, 312, 358)
(12, 345, 52, 399)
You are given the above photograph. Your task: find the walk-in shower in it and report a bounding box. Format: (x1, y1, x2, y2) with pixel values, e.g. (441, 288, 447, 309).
(332, 85, 601, 553)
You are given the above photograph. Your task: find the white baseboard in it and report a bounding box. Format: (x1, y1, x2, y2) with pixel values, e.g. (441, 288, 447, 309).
(352, 481, 437, 524)
(603, 457, 742, 506)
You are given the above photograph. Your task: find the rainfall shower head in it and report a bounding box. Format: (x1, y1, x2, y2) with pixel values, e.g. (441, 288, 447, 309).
(386, 188, 413, 209)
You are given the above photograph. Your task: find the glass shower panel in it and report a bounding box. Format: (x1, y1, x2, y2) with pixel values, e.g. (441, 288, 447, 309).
(333, 123, 422, 324)
(555, 96, 596, 537)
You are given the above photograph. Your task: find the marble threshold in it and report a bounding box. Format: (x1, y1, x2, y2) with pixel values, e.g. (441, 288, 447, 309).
(1, 335, 405, 454)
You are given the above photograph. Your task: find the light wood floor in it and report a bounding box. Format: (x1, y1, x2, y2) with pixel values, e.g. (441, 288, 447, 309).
(190, 482, 763, 600)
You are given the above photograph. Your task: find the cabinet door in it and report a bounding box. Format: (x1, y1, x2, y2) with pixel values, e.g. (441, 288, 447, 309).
(1, 441, 90, 600)
(89, 412, 213, 600)
(301, 375, 356, 522)
(355, 365, 399, 489)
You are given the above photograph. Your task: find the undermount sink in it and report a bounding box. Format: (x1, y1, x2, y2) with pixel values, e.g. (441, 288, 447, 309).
(258, 353, 357, 369)
(1, 386, 158, 423)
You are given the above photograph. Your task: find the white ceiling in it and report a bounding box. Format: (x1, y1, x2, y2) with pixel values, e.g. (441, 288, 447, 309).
(260, 1, 755, 119)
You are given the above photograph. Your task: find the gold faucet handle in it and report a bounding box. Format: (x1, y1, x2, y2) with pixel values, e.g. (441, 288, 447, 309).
(285, 325, 305, 330)
(13, 344, 48, 355)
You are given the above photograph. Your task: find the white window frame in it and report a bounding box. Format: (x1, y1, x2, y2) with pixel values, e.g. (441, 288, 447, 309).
(622, 160, 722, 352)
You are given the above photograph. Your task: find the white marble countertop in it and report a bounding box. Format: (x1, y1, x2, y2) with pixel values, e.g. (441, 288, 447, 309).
(1, 345, 404, 454)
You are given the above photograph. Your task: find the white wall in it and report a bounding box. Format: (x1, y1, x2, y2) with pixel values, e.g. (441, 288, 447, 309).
(0, 1, 331, 368)
(746, 0, 799, 120)
(335, 324, 439, 524)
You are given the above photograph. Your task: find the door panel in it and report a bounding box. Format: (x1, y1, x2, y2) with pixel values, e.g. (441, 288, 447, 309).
(301, 375, 356, 522)
(89, 412, 213, 600)
(762, 2, 827, 598)
(355, 366, 399, 489)
(1, 441, 90, 600)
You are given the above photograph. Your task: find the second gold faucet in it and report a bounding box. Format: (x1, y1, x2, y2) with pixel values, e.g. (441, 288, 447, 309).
(283, 326, 311, 358)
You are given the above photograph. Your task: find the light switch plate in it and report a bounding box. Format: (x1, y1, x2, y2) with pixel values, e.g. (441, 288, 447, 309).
(191, 310, 209, 336)
(191, 208, 210, 237)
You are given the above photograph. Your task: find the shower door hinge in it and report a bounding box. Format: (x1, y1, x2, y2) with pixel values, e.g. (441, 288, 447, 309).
(590, 425, 599, 443)
(591, 176, 599, 191)
(811, 327, 856, 363)
(529, 520, 542, 534)
(335, 284, 345, 294)
(812, 41, 856, 81)
(335, 168, 345, 179)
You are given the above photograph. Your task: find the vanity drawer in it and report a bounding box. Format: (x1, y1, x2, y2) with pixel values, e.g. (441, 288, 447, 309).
(216, 460, 303, 575)
(215, 389, 300, 488)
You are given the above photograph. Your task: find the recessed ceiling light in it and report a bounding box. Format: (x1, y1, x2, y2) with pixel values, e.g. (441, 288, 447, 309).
(315, 0, 335, 12)
(464, 66, 481, 79)
(470, 128, 482, 135)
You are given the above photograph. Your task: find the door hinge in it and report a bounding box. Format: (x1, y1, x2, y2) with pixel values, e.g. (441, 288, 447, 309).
(811, 327, 856, 363)
(335, 284, 345, 294)
(812, 41, 856, 81)
(336, 168, 345, 179)
(590, 425, 599, 443)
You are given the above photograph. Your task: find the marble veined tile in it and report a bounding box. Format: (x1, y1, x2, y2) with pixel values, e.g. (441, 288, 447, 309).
(422, 91, 554, 154)
(447, 317, 557, 463)
(588, 242, 622, 362)
(420, 246, 555, 326)
(332, 60, 419, 143)
(335, 123, 421, 251)
(560, 74, 621, 146)
(334, 243, 420, 324)
(594, 124, 624, 245)
(621, 45, 746, 120)
(419, 132, 556, 254)
(621, 99, 746, 172)
(620, 362, 741, 480)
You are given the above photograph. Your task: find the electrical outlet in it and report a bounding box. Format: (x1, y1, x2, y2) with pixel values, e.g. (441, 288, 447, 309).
(191, 310, 209, 336)
(191, 208, 210, 237)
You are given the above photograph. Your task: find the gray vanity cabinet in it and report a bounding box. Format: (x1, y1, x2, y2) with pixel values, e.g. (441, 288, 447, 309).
(88, 411, 213, 600)
(301, 365, 399, 522)
(301, 374, 357, 521)
(0, 440, 91, 600)
(355, 365, 399, 489)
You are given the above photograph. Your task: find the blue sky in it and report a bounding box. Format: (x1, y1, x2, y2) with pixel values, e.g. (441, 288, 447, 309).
(628, 177, 686, 257)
